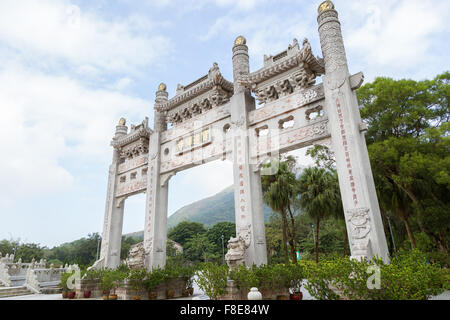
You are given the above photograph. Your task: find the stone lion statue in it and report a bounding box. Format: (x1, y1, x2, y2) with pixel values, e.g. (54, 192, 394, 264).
(225, 236, 246, 272)
(126, 242, 145, 270)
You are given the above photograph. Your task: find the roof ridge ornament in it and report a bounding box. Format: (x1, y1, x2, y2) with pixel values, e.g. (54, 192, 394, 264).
(234, 36, 246, 46)
(318, 0, 334, 14)
(154, 63, 233, 113)
(158, 83, 167, 92)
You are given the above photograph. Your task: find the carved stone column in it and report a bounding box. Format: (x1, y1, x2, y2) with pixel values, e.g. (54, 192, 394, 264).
(317, 1, 389, 262)
(100, 119, 127, 268)
(143, 84, 170, 270)
(231, 37, 268, 266)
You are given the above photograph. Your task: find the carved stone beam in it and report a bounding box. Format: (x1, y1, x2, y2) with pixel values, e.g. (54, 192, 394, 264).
(350, 72, 364, 90)
(116, 196, 127, 208)
(160, 172, 176, 187)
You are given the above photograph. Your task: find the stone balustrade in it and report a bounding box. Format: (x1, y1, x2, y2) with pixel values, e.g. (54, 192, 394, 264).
(26, 267, 68, 293)
(0, 252, 77, 293)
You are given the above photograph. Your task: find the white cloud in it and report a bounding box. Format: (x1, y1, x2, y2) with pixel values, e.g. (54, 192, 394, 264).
(200, 0, 449, 79)
(214, 0, 263, 11)
(0, 67, 151, 202)
(344, 0, 450, 69)
(199, 11, 315, 67)
(0, 0, 171, 75)
(112, 77, 134, 91)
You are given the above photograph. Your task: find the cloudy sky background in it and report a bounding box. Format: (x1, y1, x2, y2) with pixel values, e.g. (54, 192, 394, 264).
(0, 0, 448, 248)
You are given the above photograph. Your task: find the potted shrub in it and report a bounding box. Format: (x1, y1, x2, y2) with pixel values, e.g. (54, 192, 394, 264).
(230, 265, 258, 299)
(128, 268, 147, 300)
(82, 268, 101, 299)
(164, 264, 180, 299)
(194, 263, 228, 300)
(99, 269, 115, 300)
(180, 265, 194, 296)
(59, 272, 71, 298)
(144, 268, 164, 300)
(252, 264, 274, 299)
(110, 269, 127, 300)
(284, 263, 304, 300)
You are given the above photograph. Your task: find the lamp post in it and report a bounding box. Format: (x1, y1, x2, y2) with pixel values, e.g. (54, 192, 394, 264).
(96, 236, 101, 261)
(386, 214, 396, 254)
(310, 223, 315, 247)
(13, 245, 17, 262)
(221, 235, 225, 265)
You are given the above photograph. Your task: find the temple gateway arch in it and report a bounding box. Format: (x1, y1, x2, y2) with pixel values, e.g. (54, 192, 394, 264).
(91, 1, 390, 271)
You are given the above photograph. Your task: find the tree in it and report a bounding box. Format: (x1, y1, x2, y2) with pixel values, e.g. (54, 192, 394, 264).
(306, 145, 336, 170)
(358, 73, 449, 254)
(0, 240, 16, 256)
(305, 146, 348, 256)
(298, 167, 340, 263)
(168, 221, 206, 247)
(183, 234, 218, 263)
(261, 156, 299, 264)
(16, 243, 46, 262)
(358, 73, 449, 144)
(120, 235, 140, 261)
(205, 222, 235, 262)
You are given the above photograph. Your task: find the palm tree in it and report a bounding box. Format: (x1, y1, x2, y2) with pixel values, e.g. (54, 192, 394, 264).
(262, 158, 298, 264)
(298, 167, 340, 263)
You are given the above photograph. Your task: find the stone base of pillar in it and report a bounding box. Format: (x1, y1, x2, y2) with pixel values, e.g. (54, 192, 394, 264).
(219, 279, 243, 300)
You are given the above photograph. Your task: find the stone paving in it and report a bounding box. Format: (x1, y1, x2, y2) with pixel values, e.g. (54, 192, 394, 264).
(0, 279, 448, 300)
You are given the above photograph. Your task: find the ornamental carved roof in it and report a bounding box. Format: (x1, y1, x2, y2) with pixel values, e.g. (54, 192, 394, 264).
(154, 63, 234, 113)
(111, 117, 152, 149)
(240, 38, 325, 88)
(239, 38, 325, 105)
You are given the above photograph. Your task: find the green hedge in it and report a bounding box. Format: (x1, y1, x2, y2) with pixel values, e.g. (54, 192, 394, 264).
(303, 249, 449, 300)
(84, 263, 195, 294)
(229, 263, 304, 292)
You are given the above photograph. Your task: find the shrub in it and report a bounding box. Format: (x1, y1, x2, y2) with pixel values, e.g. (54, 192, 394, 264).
(128, 268, 147, 293)
(194, 263, 228, 300)
(229, 265, 258, 291)
(303, 249, 448, 300)
(229, 263, 304, 292)
(83, 268, 104, 281)
(59, 272, 72, 292)
(143, 268, 165, 292)
(99, 268, 127, 294)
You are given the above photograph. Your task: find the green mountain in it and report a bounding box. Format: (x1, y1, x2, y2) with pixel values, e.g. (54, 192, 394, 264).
(167, 185, 273, 229)
(124, 185, 274, 239)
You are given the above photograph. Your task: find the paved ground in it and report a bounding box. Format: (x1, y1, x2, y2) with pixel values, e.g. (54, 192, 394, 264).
(0, 279, 448, 300)
(429, 290, 450, 300)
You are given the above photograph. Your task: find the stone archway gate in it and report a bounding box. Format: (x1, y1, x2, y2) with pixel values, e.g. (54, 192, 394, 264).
(92, 1, 389, 271)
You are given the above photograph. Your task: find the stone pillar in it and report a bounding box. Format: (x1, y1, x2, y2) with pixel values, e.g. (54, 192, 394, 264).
(231, 36, 268, 267)
(100, 119, 127, 268)
(143, 84, 170, 270)
(317, 1, 390, 262)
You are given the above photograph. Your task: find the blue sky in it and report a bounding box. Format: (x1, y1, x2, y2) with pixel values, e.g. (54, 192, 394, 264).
(0, 0, 448, 248)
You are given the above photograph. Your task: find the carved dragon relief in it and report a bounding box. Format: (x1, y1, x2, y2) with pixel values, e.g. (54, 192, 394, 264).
(346, 207, 372, 259)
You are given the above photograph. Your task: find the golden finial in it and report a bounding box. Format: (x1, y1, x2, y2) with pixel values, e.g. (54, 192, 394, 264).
(234, 36, 246, 46)
(318, 1, 334, 14)
(158, 83, 167, 92)
(118, 118, 126, 126)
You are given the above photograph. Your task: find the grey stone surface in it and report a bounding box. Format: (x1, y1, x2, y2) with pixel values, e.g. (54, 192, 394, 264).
(317, 1, 389, 262)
